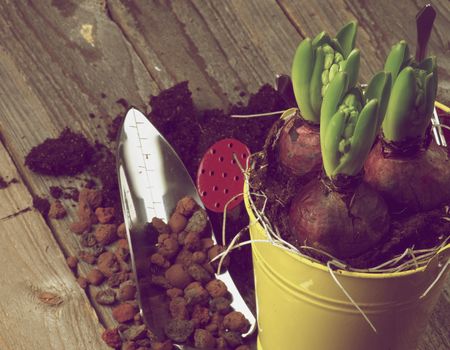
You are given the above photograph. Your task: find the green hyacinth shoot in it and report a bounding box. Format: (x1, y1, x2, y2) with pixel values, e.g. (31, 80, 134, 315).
(292, 21, 360, 124)
(321, 71, 390, 178)
(382, 40, 438, 142)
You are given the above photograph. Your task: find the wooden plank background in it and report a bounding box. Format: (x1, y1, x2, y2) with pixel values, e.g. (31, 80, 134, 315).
(0, 0, 448, 349)
(0, 140, 109, 350)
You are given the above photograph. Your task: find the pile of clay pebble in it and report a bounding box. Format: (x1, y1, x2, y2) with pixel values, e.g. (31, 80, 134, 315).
(148, 196, 251, 349)
(52, 185, 251, 350)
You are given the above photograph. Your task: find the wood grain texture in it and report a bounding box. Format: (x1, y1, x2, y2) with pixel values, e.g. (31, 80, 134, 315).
(278, 0, 450, 104)
(0, 141, 109, 350)
(0, 0, 156, 329)
(0, 141, 31, 219)
(173, 0, 300, 96)
(419, 278, 450, 350)
(0, 210, 109, 350)
(106, 0, 230, 109)
(106, 0, 302, 108)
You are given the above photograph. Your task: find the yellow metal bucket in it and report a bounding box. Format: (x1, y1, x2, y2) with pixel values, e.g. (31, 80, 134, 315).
(244, 185, 450, 350)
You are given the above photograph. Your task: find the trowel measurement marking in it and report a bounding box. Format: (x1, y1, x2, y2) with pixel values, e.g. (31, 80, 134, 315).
(133, 112, 159, 216)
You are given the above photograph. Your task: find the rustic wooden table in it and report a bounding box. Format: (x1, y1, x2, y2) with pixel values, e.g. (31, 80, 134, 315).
(0, 1, 448, 349)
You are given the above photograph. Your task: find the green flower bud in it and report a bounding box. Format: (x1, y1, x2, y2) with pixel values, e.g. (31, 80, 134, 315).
(381, 41, 437, 143)
(292, 22, 359, 124)
(324, 53, 334, 69)
(334, 52, 344, 62)
(322, 70, 329, 85)
(344, 123, 355, 138)
(323, 44, 334, 54)
(329, 63, 339, 81)
(338, 139, 346, 153)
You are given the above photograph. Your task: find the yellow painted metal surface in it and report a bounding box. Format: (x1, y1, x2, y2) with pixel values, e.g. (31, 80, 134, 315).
(244, 186, 449, 350)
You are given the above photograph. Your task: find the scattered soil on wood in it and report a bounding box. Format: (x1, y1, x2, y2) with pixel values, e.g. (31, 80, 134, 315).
(32, 196, 51, 218)
(0, 176, 18, 189)
(25, 128, 95, 176)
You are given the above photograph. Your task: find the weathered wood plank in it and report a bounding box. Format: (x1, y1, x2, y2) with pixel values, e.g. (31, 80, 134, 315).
(0, 210, 109, 350)
(0, 141, 31, 219)
(106, 0, 230, 109)
(0, 140, 109, 350)
(173, 0, 302, 94)
(106, 0, 303, 107)
(0, 0, 157, 329)
(277, 0, 450, 103)
(420, 278, 450, 350)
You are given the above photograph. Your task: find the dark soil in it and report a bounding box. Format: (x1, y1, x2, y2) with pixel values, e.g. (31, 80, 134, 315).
(0, 176, 7, 189)
(250, 118, 450, 269)
(107, 115, 124, 142)
(33, 196, 51, 218)
(0, 176, 18, 189)
(50, 185, 81, 201)
(25, 128, 95, 176)
(49, 186, 63, 199)
(149, 82, 288, 179)
(149, 81, 200, 175)
(88, 142, 122, 218)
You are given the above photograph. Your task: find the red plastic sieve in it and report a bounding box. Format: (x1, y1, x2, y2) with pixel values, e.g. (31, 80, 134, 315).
(197, 138, 250, 213)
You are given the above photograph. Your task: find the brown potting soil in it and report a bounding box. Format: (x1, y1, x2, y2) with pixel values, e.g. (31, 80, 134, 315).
(0, 176, 18, 189)
(0, 176, 7, 189)
(148, 81, 287, 179)
(25, 128, 96, 176)
(32, 195, 51, 218)
(250, 118, 450, 269)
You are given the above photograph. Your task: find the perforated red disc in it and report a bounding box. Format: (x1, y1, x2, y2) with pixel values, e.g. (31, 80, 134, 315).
(197, 138, 250, 213)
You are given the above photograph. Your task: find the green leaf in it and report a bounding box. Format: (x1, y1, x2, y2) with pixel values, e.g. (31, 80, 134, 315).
(365, 71, 392, 128)
(341, 49, 360, 88)
(335, 21, 357, 58)
(336, 99, 379, 175)
(384, 40, 409, 82)
(292, 38, 317, 122)
(310, 47, 325, 117)
(382, 67, 417, 141)
(312, 31, 331, 47)
(420, 72, 437, 137)
(323, 111, 347, 177)
(418, 56, 436, 74)
(320, 71, 349, 146)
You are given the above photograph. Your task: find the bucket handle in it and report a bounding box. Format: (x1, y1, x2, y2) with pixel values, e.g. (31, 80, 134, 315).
(420, 245, 450, 299)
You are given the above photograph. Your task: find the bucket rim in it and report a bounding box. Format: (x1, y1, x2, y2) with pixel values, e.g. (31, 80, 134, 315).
(244, 181, 449, 279)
